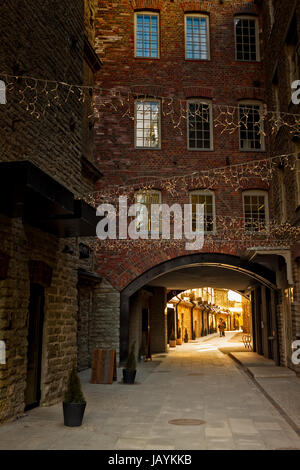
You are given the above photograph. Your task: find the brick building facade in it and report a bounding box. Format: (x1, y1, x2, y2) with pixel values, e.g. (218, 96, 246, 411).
(93, 0, 291, 365)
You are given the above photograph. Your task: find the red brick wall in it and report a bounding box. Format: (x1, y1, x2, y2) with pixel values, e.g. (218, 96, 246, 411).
(95, 0, 267, 291)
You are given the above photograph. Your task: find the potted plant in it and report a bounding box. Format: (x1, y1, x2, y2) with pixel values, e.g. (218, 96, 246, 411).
(123, 342, 137, 384)
(184, 328, 189, 343)
(169, 330, 176, 348)
(176, 328, 182, 345)
(63, 366, 86, 427)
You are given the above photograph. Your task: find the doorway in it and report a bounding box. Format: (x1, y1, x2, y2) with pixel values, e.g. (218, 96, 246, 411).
(24, 283, 45, 410)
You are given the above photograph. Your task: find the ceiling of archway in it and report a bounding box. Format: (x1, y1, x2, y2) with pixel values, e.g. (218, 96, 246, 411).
(147, 265, 259, 294)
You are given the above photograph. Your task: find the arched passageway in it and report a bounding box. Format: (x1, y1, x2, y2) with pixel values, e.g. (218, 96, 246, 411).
(120, 253, 278, 363)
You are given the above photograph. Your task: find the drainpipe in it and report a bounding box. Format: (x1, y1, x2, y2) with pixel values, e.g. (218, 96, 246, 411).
(191, 300, 196, 339)
(175, 296, 183, 339)
(200, 304, 205, 337)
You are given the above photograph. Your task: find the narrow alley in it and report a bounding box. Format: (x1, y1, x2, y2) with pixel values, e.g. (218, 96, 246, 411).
(0, 332, 299, 450)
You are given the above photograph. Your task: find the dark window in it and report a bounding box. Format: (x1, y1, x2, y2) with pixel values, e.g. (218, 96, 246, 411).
(235, 17, 258, 62)
(188, 102, 212, 150)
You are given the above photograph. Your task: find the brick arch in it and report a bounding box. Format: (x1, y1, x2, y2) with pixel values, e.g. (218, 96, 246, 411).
(235, 88, 265, 101)
(179, 1, 212, 13)
(130, 0, 163, 10)
(119, 252, 276, 361)
(100, 244, 244, 292)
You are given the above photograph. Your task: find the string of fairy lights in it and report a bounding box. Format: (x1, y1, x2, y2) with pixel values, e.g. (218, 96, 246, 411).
(1, 72, 300, 253)
(89, 152, 297, 200)
(82, 215, 300, 255)
(1, 73, 300, 139)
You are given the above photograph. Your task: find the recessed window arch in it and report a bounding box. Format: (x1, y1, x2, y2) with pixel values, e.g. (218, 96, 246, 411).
(243, 190, 269, 232)
(234, 15, 260, 62)
(187, 99, 213, 150)
(238, 100, 265, 151)
(189, 190, 216, 233)
(134, 11, 160, 58)
(135, 98, 161, 149)
(134, 189, 162, 233)
(185, 13, 210, 60)
(0, 81, 6, 104)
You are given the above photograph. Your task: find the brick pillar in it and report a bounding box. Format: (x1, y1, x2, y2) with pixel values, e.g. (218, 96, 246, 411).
(149, 287, 167, 353)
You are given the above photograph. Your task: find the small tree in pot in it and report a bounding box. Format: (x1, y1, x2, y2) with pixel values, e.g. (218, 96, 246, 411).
(123, 342, 137, 384)
(63, 366, 86, 427)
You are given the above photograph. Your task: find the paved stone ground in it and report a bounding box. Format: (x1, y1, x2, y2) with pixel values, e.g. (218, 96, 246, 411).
(0, 332, 300, 450)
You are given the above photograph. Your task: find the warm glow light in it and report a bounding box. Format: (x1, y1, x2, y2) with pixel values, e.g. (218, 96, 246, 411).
(229, 307, 243, 313)
(228, 290, 242, 302)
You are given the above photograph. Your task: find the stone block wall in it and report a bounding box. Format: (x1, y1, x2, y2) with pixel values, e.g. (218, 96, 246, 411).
(0, 0, 104, 423)
(90, 279, 120, 359)
(0, 214, 78, 422)
(0, 0, 89, 199)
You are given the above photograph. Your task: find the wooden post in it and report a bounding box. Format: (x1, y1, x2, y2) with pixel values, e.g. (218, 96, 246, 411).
(261, 286, 270, 358)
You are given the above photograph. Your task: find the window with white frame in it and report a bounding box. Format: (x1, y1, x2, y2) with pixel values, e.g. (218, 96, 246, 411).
(243, 190, 268, 232)
(189, 190, 215, 233)
(0, 81, 6, 104)
(235, 16, 259, 62)
(239, 101, 264, 150)
(187, 100, 213, 150)
(185, 14, 210, 60)
(134, 190, 161, 233)
(135, 100, 160, 148)
(135, 12, 159, 58)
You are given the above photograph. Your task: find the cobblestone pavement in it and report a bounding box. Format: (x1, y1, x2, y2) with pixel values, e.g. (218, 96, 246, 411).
(0, 332, 300, 450)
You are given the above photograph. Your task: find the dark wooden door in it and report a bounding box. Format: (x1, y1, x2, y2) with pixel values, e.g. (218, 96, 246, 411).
(25, 284, 45, 410)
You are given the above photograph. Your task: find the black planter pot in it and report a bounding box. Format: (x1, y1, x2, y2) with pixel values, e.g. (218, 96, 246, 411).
(63, 401, 86, 427)
(123, 369, 136, 384)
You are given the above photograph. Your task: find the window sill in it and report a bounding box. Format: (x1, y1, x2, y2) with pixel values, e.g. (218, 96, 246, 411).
(135, 146, 161, 150)
(185, 58, 211, 62)
(235, 60, 261, 64)
(134, 57, 160, 60)
(188, 147, 214, 152)
(239, 148, 266, 153)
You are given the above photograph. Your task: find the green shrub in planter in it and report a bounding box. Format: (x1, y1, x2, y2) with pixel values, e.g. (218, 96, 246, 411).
(63, 366, 86, 427)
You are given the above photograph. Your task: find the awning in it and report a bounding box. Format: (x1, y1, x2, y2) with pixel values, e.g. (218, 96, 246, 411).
(0, 161, 99, 238)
